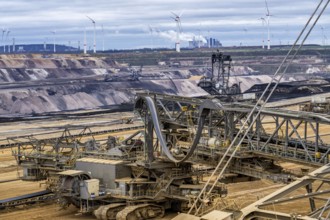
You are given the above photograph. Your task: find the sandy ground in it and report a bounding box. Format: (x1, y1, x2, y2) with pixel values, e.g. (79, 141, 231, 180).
(0, 112, 143, 219)
(0, 179, 284, 220)
(0, 204, 93, 220)
(224, 179, 285, 210)
(0, 179, 45, 200)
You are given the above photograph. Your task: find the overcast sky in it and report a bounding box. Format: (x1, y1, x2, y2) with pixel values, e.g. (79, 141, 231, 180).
(0, 0, 329, 50)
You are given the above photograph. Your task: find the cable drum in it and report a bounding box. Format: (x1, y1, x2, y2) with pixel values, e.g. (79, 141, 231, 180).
(134, 95, 224, 163)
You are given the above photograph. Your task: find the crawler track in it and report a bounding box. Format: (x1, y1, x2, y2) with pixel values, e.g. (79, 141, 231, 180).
(94, 203, 126, 220)
(116, 204, 165, 220)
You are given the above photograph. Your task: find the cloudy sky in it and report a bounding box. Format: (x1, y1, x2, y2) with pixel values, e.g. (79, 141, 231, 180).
(0, 0, 329, 50)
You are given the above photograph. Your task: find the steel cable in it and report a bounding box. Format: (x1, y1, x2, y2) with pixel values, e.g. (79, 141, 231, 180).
(188, 0, 330, 215)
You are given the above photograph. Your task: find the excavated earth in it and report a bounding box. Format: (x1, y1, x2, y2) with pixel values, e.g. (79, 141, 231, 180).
(0, 49, 329, 116)
(0, 49, 329, 219)
(0, 54, 208, 115)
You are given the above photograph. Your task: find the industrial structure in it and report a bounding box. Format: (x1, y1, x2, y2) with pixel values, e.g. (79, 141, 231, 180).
(2, 39, 330, 220)
(0, 0, 330, 219)
(3, 40, 330, 220)
(2, 2, 330, 218)
(3, 90, 329, 219)
(171, 11, 183, 52)
(198, 51, 235, 96)
(188, 37, 222, 49)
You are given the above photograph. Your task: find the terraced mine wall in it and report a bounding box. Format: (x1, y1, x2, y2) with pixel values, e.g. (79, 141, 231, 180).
(0, 54, 208, 115)
(0, 47, 329, 116)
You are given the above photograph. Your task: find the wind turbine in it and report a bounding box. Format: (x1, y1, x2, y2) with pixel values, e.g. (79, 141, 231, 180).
(321, 26, 325, 46)
(197, 28, 201, 48)
(155, 27, 162, 48)
(12, 37, 15, 53)
(5, 30, 10, 53)
(148, 25, 154, 49)
(51, 30, 56, 53)
(197, 23, 203, 48)
(265, 0, 272, 50)
(1, 28, 7, 53)
(207, 30, 210, 48)
(325, 35, 328, 46)
(43, 38, 46, 51)
(171, 11, 183, 52)
(243, 28, 248, 46)
(86, 15, 96, 53)
(101, 24, 105, 52)
(285, 24, 290, 45)
(83, 27, 87, 54)
(259, 17, 266, 49)
(2, 29, 6, 53)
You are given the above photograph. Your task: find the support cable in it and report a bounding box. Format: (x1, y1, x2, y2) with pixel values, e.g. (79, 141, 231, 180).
(188, 0, 330, 215)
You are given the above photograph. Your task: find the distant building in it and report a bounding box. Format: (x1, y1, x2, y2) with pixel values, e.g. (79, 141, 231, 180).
(188, 39, 203, 48)
(208, 38, 222, 48)
(17, 46, 25, 52)
(188, 36, 222, 49)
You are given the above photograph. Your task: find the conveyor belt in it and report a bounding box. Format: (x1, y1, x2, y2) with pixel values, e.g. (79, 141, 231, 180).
(1, 124, 144, 149)
(0, 190, 54, 208)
